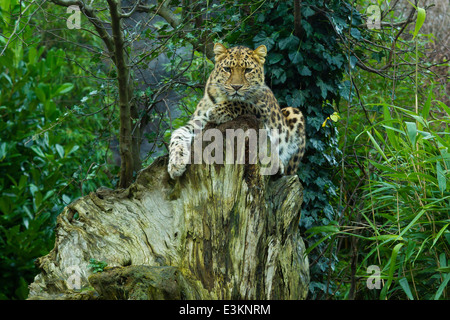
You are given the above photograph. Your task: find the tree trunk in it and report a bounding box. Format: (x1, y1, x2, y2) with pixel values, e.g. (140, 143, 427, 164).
(293, 0, 303, 39)
(107, 0, 135, 188)
(28, 116, 310, 300)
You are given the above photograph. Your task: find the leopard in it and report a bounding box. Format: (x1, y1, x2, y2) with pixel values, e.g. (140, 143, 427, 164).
(167, 43, 306, 179)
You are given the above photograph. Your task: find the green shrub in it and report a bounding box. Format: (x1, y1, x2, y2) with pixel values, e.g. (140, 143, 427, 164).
(0, 2, 115, 299)
(359, 101, 449, 299)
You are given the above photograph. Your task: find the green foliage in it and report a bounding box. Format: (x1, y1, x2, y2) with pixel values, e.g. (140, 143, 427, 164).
(0, 1, 116, 299)
(88, 258, 108, 273)
(351, 103, 449, 299)
(362, 102, 449, 299)
(327, 0, 449, 299)
(159, 0, 361, 298)
(221, 0, 357, 297)
(1, 0, 447, 301)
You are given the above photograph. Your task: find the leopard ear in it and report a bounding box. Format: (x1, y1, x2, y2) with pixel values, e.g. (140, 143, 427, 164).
(253, 45, 267, 64)
(214, 43, 228, 60)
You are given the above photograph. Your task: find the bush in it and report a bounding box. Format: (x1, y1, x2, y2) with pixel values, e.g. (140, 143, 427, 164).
(0, 3, 115, 299)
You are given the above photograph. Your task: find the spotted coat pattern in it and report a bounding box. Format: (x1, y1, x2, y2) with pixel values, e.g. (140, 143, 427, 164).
(168, 43, 306, 179)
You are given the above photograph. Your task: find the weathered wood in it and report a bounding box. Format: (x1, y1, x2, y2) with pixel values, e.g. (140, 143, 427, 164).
(28, 116, 309, 300)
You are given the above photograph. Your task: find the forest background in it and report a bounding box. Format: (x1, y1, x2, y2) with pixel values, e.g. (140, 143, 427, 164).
(0, 0, 448, 300)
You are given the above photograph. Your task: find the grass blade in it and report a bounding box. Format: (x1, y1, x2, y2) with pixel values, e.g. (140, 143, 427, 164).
(422, 87, 433, 120)
(405, 122, 417, 146)
(413, 7, 426, 39)
(399, 209, 426, 239)
(434, 273, 450, 300)
(366, 130, 388, 161)
(432, 223, 449, 249)
(436, 161, 447, 194)
(407, 2, 426, 39)
(383, 106, 399, 149)
(380, 243, 404, 300)
(436, 100, 450, 117)
(399, 278, 414, 300)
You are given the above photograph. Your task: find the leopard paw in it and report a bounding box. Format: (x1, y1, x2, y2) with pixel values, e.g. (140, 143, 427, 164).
(168, 159, 187, 179)
(207, 107, 234, 124)
(168, 147, 189, 179)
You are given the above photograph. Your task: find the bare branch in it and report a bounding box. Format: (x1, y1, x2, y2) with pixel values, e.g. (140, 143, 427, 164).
(0, 0, 39, 56)
(137, 2, 180, 28)
(380, 7, 416, 71)
(136, 1, 214, 59)
(120, 0, 141, 18)
(49, 0, 115, 56)
(49, 0, 79, 6)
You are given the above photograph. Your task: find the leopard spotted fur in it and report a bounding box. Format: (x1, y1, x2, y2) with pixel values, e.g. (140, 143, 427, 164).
(168, 43, 306, 179)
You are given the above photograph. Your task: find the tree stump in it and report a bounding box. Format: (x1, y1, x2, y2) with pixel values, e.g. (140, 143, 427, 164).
(28, 116, 310, 300)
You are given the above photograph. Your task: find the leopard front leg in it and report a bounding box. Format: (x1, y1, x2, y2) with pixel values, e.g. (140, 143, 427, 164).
(168, 123, 194, 179)
(168, 101, 249, 178)
(207, 101, 244, 124)
(168, 115, 208, 179)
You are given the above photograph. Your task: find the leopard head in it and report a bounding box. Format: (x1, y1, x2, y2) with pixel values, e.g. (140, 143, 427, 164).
(206, 43, 267, 103)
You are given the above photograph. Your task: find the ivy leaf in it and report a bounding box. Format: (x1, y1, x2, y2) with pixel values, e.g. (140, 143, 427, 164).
(323, 204, 334, 220)
(288, 51, 303, 64)
(338, 80, 352, 101)
(268, 53, 284, 65)
(371, 51, 385, 63)
(330, 54, 344, 68)
(350, 28, 361, 40)
(331, 16, 347, 35)
(310, 138, 325, 151)
(302, 6, 315, 18)
(301, 19, 313, 37)
(211, 25, 223, 33)
(253, 31, 267, 44)
(308, 116, 325, 132)
(278, 34, 300, 50)
(286, 90, 306, 108)
(256, 13, 265, 23)
(313, 43, 325, 54)
(349, 55, 358, 69)
(253, 31, 276, 51)
(317, 79, 332, 99)
(299, 65, 312, 76)
(271, 67, 283, 79)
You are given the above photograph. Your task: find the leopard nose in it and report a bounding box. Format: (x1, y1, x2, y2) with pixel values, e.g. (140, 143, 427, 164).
(231, 85, 243, 91)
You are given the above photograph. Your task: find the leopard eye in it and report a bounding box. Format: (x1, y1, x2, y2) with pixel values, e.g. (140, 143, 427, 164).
(223, 67, 231, 73)
(245, 68, 253, 74)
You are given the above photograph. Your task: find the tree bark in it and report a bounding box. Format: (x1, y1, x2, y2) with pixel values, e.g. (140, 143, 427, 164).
(107, 0, 135, 188)
(293, 0, 303, 39)
(28, 116, 310, 300)
(50, 0, 141, 188)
